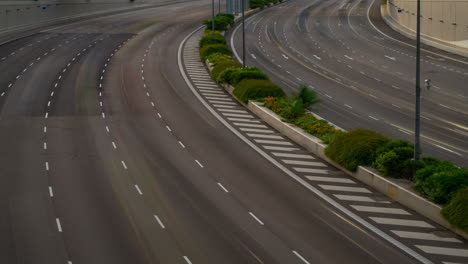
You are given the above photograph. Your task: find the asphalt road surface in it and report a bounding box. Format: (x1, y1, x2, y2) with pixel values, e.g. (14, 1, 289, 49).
(0, 0, 465, 263)
(231, 0, 468, 167)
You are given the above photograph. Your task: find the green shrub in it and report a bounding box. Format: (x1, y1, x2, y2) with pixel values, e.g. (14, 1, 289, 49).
(320, 131, 343, 144)
(233, 79, 285, 103)
(414, 160, 457, 192)
(250, 0, 266, 8)
(324, 129, 390, 172)
(217, 67, 238, 83)
(217, 13, 235, 20)
(296, 84, 319, 109)
(207, 53, 232, 65)
(292, 114, 341, 137)
(416, 168, 468, 204)
(373, 140, 414, 179)
(199, 44, 232, 60)
(203, 15, 234, 31)
(211, 61, 242, 80)
(230, 67, 268, 84)
(199, 35, 226, 48)
(441, 187, 468, 232)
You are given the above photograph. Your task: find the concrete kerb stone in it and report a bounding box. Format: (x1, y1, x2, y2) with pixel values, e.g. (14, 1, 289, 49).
(247, 101, 468, 240)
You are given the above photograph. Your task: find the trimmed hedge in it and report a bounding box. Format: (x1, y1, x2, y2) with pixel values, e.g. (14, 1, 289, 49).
(199, 44, 232, 60)
(233, 79, 285, 103)
(203, 15, 234, 31)
(416, 167, 468, 204)
(230, 67, 269, 85)
(325, 129, 390, 172)
(441, 187, 468, 232)
(373, 140, 414, 179)
(199, 35, 226, 48)
(211, 61, 242, 80)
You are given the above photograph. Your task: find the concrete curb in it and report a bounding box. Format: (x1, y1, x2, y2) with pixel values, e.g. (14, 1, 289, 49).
(380, 4, 468, 58)
(247, 101, 468, 240)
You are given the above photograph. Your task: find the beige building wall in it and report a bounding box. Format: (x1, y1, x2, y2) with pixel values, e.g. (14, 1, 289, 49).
(387, 0, 468, 41)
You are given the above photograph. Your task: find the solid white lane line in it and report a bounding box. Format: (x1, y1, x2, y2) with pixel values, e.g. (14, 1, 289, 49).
(255, 139, 292, 145)
(249, 212, 264, 225)
(391, 230, 461, 243)
(195, 160, 204, 168)
(49, 186, 54, 197)
(351, 205, 410, 215)
(263, 146, 300, 151)
(307, 176, 354, 184)
(271, 152, 314, 159)
(154, 215, 165, 228)
(56, 218, 63, 232)
(334, 194, 376, 202)
(218, 182, 229, 193)
(292, 251, 310, 264)
(370, 217, 434, 228)
(415, 245, 468, 257)
(135, 185, 143, 195)
(247, 133, 282, 139)
(121, 161, 128, 169)
(319, 185, 371, 193)
(179, 141, 186, 148)
(183, 256, 193, 264)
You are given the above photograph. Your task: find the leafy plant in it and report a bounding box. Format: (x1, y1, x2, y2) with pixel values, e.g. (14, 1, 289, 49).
(199, 44, 232, 60)
(199, 35, 226, 48)
(233, 79, 285, 103)
(373, 140, 414, 179)
(441, 187, 468, 232)
(207, 53, 232, 65)
(211, 61, 242, 80)
(325, 129, 389, 172)
(415, 167, 468, 204)
(230, 67, 268, 84)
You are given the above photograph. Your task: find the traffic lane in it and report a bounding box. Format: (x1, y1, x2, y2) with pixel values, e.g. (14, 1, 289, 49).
(147, 21, 417, 264)
(234, 24, 468, 165)
(98, 22, 291, 264)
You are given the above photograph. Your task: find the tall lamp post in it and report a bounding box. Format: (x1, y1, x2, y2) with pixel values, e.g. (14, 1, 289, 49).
(241, 0, 246, 68)
(219, 0, 221, 14)
(414, 0, 421, 161)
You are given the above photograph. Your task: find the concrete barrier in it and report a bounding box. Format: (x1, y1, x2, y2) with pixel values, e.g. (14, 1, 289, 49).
(247, 101, 468, 239)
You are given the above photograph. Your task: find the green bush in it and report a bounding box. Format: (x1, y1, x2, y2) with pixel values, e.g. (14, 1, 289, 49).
(373, 140, 414, 179)
(211, 61, 242, 80)
(292, 114, 341, 137)
(441, 187, 468, 232)
(250, 0, 266, 8)
(199, 44, 232, 61)
(324, 129, 390, 172)
(415, 168, 468, 204)
(414, 160, 457, 192)
(203, 15, 234, 31)
(207, 53, 232, 65)
(296, 84, 319, 109)
(217, 13, 235, 20)
(230, 67, 268, 85)
(233, 79, 285, 103)
(199, 35, 226, 48)
(217, 67, 238, 83)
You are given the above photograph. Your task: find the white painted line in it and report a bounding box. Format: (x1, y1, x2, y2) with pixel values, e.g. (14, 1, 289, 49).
(195, 160, 204, 168)
(344, 104, 353, 109)
(207, 97, 236, 102)
(255, 139, 292, 146)
(325, 94, 332, 99)
(112, 142, 117, 149)
(319, 185, 371, 193)
(154, 215, 165, 229)
(183, 256, 193, 264)
(43, 142, 47, 150)
(166, 126, 172, 132)
(45, 112, 49, 118)
(233, 122, 267, 128)
(282, 160, 324, 166)
(101, 112, 105, 119)
(45, 162, 49, 171)
(272, 152, 314, 159)
(416, 245, 468, 257)
(219, 108, 248, 114)
(56, 218, 63, 232)
(344, 55, 353, 60)
(247, 133, 282, 139)
(249, 212, 264, 225)
(213, 104, 236, 109)
(240, 127, 274, 133)
(44, 126, 47, 133)
(351, 205, 410, 215)
(218, 182, 229, 193)
(263, 146, 300, 151)
(334, 194, 376, 202)
(307, 176, 354, 184)
(391, 230, 461, 243)
(121, 161, 128, 170)
(368, 115, 379, 121)
(49, 186, 54, 197)
(227, 117, 260, 123)
(313, 55, 321, 60)
(106, 126, 110, 133)
(434, 144, 461, 156)
(370, 217, 434, 228)
(251, 54, 257, 59)
(157, 113, 162, 118)
(282, 54, 289, 59)
(222, 113, 254, 118)
(385, 55, 396, 61)
(178, 141, 186, 148)
(392, 104, 401, 109)
(1, 92, 4, 97)
(135, 185, 143, 195)
(369, 94, 378, 99)
(292, 250, 310, 264)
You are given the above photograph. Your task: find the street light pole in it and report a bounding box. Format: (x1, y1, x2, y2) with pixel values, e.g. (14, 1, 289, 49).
(218, 0, 221, 14)
(241, 0, 246, 68)
(212, 0, 215, 36)
(414, 0, 421, 160)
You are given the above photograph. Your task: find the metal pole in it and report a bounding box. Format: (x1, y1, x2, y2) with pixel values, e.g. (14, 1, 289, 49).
(218, 0, 221, 14)
(242, 0, 245, 68)
(414, 0, 421, 161)
(212, 0, 215, 35)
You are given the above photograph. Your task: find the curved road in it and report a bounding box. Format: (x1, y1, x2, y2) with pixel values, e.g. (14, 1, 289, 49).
(231, 0, 468, 167)
(0, 0, 466, 264)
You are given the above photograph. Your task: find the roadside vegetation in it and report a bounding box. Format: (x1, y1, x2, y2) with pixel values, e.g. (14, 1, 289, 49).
(197, 11, 467, 233)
